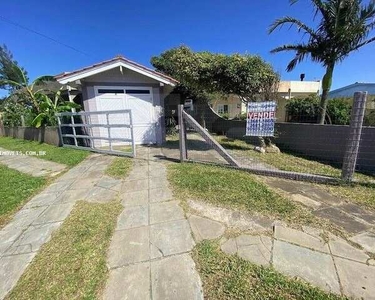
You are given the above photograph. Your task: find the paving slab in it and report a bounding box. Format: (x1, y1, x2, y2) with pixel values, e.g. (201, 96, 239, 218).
(32, 202, 75, 225)
(236, 235, 272, 266)
(150, 219, 195, 259)
(149, 187, 173, 203)
(329, 234, 369, 263)
(54, 189, 90, 204)
(188, 215, 226, 242)
(85, 186, 118, 203)
(273, 240, 340, 294)
(0, 147, 66, 177)
(0, 252, 36, 299)
(339, 203, 375, 225)
(313, 207, 370, 234)
(121, 190, 149, 206)
(290, 193, 322, 209)
(350, 231, 375, 253)
(23, 192, 60, 208)
(151, 253, 203, 300)
(149, 177, 169, 189)
(107, 226, 150, 268)
(103, 262, 151, 300)
(220, 238, 237, 255)
(150, 201, 185, 224)
(121, 179, 149, 192)
(4, 222, 62, 255)
(334, 256, 375, 299)
(116, 205, 148, 230)
(300, 187, 343, 206)
(274, 225, 329, 253)
(96, 176, 122, 191)
(43, 179, 74, 193)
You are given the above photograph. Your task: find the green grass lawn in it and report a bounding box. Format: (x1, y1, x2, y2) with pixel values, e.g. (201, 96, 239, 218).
(0, 164, 47, 228)
(193, 240, 346, 300)
(0, 137, 89, 167)
(216, 136, 375, 210)
(168, 163, 335, 229)
(7, 200, 122, 300)
(105, 157, 133, 179)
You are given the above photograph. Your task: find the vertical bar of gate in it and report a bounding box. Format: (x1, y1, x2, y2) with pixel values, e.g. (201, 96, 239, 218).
(106, 113, 113, 151)
(178, 104, 187, 162)
(70, 115, 78, 147)
(56, 115, 64, 147)
(129, 110, 136, 157)
(341, 91, 367, 182)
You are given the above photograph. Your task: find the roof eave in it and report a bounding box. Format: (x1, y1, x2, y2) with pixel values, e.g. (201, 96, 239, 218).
(55, 60, 177, 87)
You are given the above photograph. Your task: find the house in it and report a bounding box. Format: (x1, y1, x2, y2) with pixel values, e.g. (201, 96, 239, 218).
(329, 82, 375, 109)
(55, 56, 177, 145)
(211, 80, 321, 121)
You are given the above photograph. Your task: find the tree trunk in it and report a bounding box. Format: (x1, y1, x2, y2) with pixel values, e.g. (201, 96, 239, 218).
(319, 64, 334, 124)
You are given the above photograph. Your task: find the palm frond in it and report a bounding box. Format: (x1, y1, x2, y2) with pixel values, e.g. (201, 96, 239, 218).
(268, 17, 318, 38)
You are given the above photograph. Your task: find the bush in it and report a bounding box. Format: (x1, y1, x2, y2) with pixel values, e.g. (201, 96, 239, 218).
(0, 97, 36, 126)
(286, 95, 352, 125)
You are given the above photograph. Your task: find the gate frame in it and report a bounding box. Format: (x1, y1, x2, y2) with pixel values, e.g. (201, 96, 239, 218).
(56, 109, 136, 157)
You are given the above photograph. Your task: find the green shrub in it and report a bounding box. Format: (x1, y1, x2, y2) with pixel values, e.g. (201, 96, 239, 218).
(286, 95, 352, 125)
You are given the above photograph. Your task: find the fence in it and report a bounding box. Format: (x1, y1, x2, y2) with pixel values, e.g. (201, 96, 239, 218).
(174, 92, 374, 183)
(0, 126, 60, 146)
(56, 110, 135, 157)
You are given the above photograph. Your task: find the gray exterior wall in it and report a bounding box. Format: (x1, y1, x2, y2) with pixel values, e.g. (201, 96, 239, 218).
(80, 67, 168, 145)
(0, 126, 60, 146)
(205, 106, 375, 174)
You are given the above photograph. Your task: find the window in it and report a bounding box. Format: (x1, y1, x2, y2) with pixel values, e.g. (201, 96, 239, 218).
(217, 104, 229, 114)
(98, 89, 124, 94)
(125, 89, 150, 94)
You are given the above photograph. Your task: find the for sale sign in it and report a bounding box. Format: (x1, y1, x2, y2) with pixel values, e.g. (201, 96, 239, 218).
(246, 101, 276, 136)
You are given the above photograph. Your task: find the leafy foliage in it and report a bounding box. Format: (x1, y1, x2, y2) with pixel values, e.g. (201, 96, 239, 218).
(286, 95, 352, 125)
(0, 44, 29, 92)
(270, 0, 375, 123)
(0, 45, 80, 127)
(151, 45, 279, 102)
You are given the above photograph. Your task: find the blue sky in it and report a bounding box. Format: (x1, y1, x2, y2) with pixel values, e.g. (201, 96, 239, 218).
(1, 0, 374, 96)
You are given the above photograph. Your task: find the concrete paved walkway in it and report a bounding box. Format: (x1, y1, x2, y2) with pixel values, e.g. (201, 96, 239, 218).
(0, 147, 66, 177)
(104, 147, 203, 300)
(0, 154, 116, 299)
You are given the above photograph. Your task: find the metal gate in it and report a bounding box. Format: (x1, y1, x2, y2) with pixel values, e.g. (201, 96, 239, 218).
(56, 110, 136, 157)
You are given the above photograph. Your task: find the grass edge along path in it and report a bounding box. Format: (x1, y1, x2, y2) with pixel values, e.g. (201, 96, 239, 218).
(215, 136, 375, 211)
(0, 137, 89, 167)
(0, 164, 47, 228)
(7, 200, 122, 300)
(167, 163, 340, 232)
(193, 240, 347, 300)
(105, 157, 133, 179)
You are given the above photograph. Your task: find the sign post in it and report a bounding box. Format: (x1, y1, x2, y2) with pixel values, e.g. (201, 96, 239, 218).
(246, 101, 276, 137)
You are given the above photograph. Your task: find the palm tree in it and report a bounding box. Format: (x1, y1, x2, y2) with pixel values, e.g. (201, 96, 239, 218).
(269, 0, 375, 124)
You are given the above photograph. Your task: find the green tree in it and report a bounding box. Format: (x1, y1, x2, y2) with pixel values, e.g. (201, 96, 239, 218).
(151, 45, 279, 125)
(269, 0, 375, 124)
(0, 44, 29, 92)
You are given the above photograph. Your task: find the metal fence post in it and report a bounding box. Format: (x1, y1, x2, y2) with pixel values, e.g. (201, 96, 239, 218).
(341, 91, 367, 182)
(178, 104, 187, 162)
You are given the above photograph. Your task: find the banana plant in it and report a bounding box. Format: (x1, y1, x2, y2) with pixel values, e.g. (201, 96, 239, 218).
(32, 90, 81, 128)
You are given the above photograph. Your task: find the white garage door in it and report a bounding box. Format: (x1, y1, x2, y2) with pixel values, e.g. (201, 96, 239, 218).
(95, 87, 156, 145)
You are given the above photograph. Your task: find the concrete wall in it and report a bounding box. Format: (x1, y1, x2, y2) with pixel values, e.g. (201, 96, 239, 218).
(205, 106, 375, 173)
(0, 126, 60, 146)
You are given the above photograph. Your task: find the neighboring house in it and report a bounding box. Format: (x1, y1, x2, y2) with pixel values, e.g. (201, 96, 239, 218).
(211, 80, 321, 121)
(329, 82, 375, 109)
(55, 56, 177, 145)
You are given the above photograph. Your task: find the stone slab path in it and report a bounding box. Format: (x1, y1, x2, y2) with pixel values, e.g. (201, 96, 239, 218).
(0, 154, 117, 299)
(186, 204, 375, 299)
(0, 147, 66, 177)
(104, 147, 203, 300)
